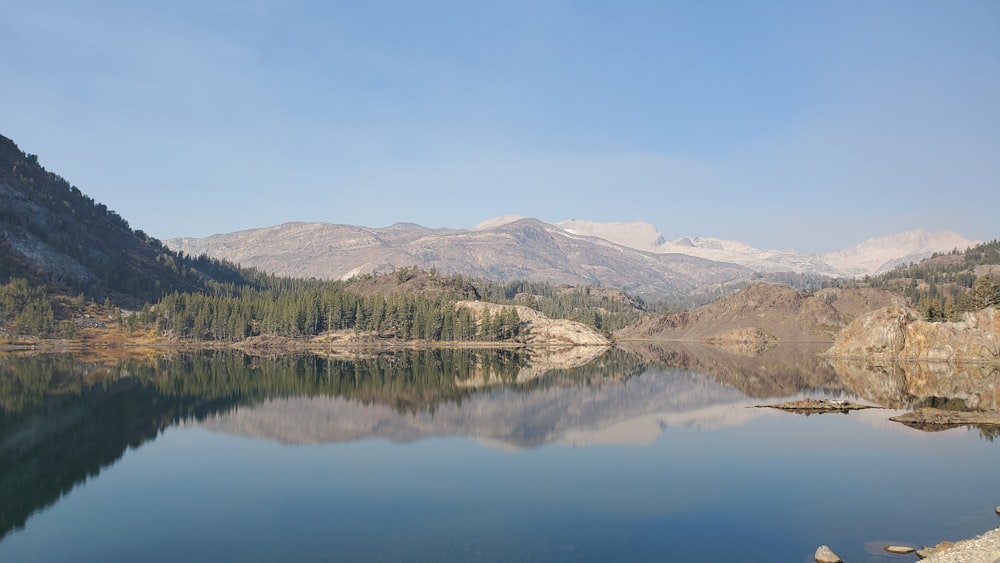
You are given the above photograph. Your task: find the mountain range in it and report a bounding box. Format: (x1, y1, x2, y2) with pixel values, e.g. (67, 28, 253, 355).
(0, 131, 982, 305)
(166, 216, 979, 300)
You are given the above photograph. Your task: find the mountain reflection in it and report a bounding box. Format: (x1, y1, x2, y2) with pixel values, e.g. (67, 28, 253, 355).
(199, 366, 752, 448)
(618, 342, 840, 398)
(2, 346, 997, 541)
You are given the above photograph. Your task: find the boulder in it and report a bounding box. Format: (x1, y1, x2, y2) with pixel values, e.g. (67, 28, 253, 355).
(814, 545, 842, 563)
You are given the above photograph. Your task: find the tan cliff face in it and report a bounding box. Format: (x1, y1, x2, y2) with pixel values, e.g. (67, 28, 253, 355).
(827, 306, 1000, 362)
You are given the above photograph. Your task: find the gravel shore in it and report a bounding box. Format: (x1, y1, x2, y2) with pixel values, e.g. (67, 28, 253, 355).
(920, 526, 1000, 562)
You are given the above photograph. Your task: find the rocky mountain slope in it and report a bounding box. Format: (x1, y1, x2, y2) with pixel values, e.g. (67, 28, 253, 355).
(617, 283, 905, 343)
(0, 134, 243, 305)
(167, 217, 979, 301)
(167, 219, 760, 299)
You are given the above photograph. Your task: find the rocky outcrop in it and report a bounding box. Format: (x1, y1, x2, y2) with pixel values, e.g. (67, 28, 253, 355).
(455, 300, 610, 347)
(814, 545, 842, 563)
(760, 398, 880, 414)
(889, 408, 1000, 428)
(827, 306, 1000, 362)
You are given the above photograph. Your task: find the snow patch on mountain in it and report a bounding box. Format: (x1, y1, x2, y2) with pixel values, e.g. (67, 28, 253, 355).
(555, 219, 839, 275)
(557, 219, 665, 251)
(818, 230, 980, 277)
(549, 218, 980, 278)
(474, 214, 527, 229)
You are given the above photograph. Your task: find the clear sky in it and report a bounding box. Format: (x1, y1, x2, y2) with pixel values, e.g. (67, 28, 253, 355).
(2, 1, 997, 253)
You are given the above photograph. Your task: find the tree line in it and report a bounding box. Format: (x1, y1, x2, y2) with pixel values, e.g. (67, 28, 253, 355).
(135, 281, 523, 342)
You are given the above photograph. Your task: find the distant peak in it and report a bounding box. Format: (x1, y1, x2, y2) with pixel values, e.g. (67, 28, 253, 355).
(555, 219, 665, 251)
(473, 214, 529, 229)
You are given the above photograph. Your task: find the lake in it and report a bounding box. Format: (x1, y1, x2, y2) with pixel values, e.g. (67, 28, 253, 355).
(1, 346, 998, 562)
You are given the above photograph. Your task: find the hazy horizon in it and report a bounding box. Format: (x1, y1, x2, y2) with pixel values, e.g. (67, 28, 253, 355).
(2, 1, 997, 254)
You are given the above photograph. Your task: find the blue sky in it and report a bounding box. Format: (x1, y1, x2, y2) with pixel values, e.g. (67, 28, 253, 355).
(2, 0, 997, 253)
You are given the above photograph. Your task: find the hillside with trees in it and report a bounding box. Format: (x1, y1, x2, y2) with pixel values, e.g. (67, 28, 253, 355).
(0, 134, 247, 306)
(0, 134, 652, 345)
(831, 239, 1000, 321)
(4, 131, 994, 347)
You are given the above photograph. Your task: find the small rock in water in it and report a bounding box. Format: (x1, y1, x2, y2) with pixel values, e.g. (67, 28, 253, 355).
(995, 505, 1000, 516)
(884, 545, 915, 554)
(814, 545, 843, 563)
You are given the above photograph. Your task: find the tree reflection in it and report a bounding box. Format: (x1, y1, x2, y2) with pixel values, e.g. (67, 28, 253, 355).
(0, 348, 645, 540)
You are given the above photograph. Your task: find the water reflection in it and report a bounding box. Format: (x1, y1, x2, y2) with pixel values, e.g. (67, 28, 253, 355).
(199, 367, 752, 448)
(619, 342, 840, 398)
(625, 342, 1000, 415)
(2, 346, 998, 546)
(0, 349, 645, 540)
(828, 358, 1000, 411)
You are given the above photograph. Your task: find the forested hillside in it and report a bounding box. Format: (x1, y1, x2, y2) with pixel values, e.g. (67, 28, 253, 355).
(0, 134, 246, 305)
(829, 239, 1000, 321)
(121, 268, 644, 343)
(0, 134, 647, 343)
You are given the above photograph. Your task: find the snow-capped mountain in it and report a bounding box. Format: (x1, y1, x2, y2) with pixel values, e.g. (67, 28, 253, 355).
(556, 219, 980, 277)
(817, 230, 979, 277)
(166, 216, 983, 300)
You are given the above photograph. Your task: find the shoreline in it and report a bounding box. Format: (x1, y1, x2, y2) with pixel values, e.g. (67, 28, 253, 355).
(919, 524, 1000, 562)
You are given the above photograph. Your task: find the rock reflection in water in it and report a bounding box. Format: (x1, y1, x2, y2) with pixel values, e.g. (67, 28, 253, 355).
(619, 341, 841, 399)
(829, 359, 1000, 411)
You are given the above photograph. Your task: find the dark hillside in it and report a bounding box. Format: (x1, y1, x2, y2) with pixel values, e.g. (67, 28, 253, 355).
(0, 134, 243, 306)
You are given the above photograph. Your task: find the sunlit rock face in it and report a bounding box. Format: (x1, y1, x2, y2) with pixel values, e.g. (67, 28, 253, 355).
(828, 306, 1000, 362)
(826, 306, 913, 359)
(454, 300, 610, 347)
(900, 307, 1000, 362)
(827, 306, 1000, 410)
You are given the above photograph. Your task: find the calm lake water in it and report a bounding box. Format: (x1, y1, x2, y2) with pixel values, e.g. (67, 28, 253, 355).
(1, 347, 998, 562)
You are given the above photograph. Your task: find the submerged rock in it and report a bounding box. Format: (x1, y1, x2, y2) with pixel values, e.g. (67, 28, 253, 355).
(884, 544, 915, 554)
(759, 398, 879, 414)
(889, 408, 1000, 429)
